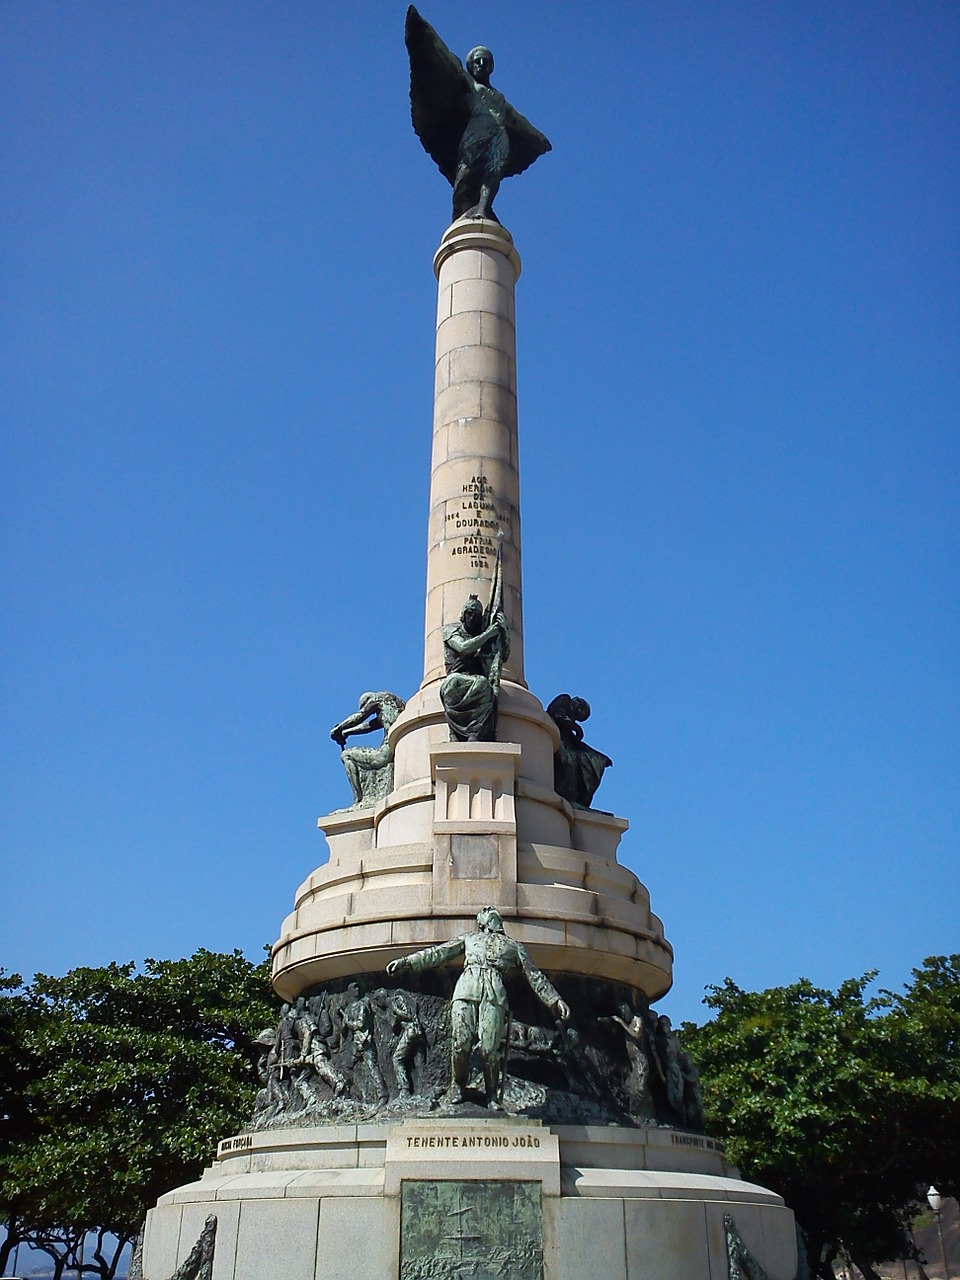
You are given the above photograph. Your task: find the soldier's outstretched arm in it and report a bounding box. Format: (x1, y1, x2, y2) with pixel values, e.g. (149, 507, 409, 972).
(387, 936, 465, 975)
(517, 945, 570, 1021)
(599, 1013, 630, 1034)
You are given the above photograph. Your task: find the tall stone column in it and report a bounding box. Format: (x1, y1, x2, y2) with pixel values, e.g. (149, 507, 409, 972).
(382, 218, 560, 833)
(424, 219, 525, 688)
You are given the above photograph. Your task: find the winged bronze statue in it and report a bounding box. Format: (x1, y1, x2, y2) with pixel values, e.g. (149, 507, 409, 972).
(405, 6, 551, 224)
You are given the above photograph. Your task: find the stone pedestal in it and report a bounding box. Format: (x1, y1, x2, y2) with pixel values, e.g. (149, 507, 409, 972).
(271, 710, 671, 999)
(430, 742, 520, 912)
(142, 1122, 799, 1280)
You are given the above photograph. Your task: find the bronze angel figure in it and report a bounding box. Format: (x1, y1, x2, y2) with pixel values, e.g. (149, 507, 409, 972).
(404, 6, 551, 223)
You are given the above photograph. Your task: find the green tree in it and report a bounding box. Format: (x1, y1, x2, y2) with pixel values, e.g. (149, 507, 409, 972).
(681, 955, 960, 1280)
(0, 970, 36, 1276)
(1, 949, 279, 1279)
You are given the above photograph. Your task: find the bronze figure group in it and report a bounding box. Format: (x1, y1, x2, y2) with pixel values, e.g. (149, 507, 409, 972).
(253, 910, 704, 1133)
(253, 986, 424, 1120)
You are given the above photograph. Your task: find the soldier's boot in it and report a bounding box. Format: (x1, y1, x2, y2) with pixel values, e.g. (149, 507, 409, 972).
(392, 1054, 411, 1096)
(443, 1051, 470, 1104)
(318, 1062, 348, 1096)
(481, 1055, 502, 1110)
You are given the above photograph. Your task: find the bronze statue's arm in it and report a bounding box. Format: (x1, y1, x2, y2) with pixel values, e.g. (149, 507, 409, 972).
(493, 610, 510, 649)
(599, 1013, 632, 1035)
(330, 707, 383, 746)
(445, 618, 505, 659)
(517, 946, 570, 1021)
(330, 706, 377, 735)
(387, 936, 465, 975)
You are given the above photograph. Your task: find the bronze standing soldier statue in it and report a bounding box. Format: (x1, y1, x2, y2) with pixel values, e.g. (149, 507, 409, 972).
(387, 906, 570, 1109)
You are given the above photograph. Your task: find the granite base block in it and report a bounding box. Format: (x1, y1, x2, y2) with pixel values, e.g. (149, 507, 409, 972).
(141, 1121, 797, 1280)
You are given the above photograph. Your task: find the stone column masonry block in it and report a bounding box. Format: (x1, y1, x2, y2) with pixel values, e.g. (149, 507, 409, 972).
(424, 219, 525, 688)
(431, 740, 521, 833)
(430, 741, 521, 913)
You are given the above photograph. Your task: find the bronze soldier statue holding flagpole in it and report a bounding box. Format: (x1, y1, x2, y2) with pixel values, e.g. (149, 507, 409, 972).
(439, 538, 509, 742)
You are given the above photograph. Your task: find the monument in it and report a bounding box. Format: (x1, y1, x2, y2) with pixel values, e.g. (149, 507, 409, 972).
(138, 9, 799, 1279)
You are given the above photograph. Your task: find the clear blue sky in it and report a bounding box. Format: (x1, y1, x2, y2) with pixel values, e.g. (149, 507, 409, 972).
(2, 2, 957, 1026)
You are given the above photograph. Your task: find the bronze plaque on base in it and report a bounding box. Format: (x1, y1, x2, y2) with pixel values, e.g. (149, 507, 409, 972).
(400, 1179, 543, 1279)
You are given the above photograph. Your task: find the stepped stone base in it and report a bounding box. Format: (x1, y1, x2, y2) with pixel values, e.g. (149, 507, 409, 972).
(273, 732, 673, 1003)
(142, 1121, 797, 1280)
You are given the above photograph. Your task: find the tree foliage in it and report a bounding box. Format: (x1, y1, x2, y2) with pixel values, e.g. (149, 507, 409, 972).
(0, 969, 35, 1276)
(0, 950, 279, 1279)
(681, 955, 960, 1280)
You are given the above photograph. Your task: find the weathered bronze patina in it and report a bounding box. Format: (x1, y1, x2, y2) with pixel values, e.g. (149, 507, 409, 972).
(546, 694, 613, 808)
(440, 595, 509, 742)
(387, 907, 570, 1109)
(405, 6, 551, 223)
(725, 1213, 773, 1280)
(330, 690, 406, 807)
(129, 1216, 216, 1280)
(598, 1002, 656, 1120)
(248, 974, 706, 1130)
(401, 1180, 542, 1280)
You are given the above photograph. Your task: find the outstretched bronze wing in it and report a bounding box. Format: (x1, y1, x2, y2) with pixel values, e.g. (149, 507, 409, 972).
(503, 103, 552, 179)
(405, 6, 472, 185)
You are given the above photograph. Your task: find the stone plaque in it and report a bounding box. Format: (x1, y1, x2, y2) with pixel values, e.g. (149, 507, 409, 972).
(450, 833, 499, 879)
(400, 1179, 542, 1280)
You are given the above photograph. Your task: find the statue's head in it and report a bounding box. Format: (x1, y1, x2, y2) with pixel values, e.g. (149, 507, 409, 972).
(461, 595, 484, 634)
(477, 905, 504, 933)
(359, 691, 376, 709)
(657, 1014, 672, 1031)
(617, 1001, 633, 1021)
(570, 696, 591, 723)
(466, 46, 494, 84)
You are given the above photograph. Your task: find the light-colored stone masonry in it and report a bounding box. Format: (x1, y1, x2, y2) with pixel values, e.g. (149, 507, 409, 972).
(144, 1123, 798, 1280)
(145, 215, 800, 1280)
(425, 220, 524, 688)
(272, 219, 675, 1006)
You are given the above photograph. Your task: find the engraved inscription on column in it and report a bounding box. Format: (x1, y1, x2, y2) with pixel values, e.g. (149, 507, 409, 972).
(445, 473, 512, 569)
(400, 1180, 542, 1280)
